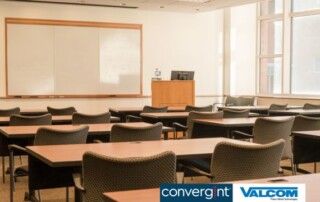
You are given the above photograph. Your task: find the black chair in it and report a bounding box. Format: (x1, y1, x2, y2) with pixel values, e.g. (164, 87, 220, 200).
(72, 112, 111, 124)
(126, 106, 168, 122)
(172, 111, 223, 139)
(0, 107, 20, 117)
(9, 126, 89, 202)
(110, 122, 163, 142)
(9, 114, 52, 126)
(184, 140, 285, 182)
(303, 103, 320, 109)
(74, 151, 176, 202)
(291, 115, 320, 174)
(47, 106, 77, 115)
(185, 105, 213, 112)
(223, 109, 250, 118)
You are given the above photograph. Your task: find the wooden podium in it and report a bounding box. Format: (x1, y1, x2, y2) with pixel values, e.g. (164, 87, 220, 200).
(151, 80, 195, 107)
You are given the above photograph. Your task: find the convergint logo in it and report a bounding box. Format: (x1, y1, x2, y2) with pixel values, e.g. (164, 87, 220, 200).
(160, 184, 233, 202)
(233, 184, 306, 202)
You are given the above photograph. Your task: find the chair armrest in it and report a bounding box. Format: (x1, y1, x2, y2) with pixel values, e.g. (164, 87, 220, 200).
(93, 139, 103, 143)
(172, 122, 188, 132)
(126, 115, 142, 122)
(8, 144, 27, 153)
(231, 131, 253, 139)
(176, 172, 184, 184)
(73, 173, 86, 193)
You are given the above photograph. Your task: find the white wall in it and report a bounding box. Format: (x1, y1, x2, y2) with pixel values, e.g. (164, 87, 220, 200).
(228, 3, 257, 96)
(0, 1, 223, 112)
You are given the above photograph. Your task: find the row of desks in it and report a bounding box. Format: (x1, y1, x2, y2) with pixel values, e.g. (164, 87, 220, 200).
(0, 115, 120, 126)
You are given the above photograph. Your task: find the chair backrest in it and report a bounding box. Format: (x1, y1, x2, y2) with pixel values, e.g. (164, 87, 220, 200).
(72, 112, 111, 124)
(303, 103, 320, 110)
(47, 106, 77, 115)
(110, 122, 163, 142)
(269, 104, 288, 110)
(223, 109, 249, 118)
(252, 117, 294, 160)
(34, 126, 89, 145)
(185, 105, 213, 112)
(0, 107, 20, 117)
(186, 111, 224, 139)
(9, 114, 52, 126)
(238, 96, 255, 106)
(142, 106, 168, 113)
(292, 115, 320, 131)
(211, 139, 285, 182)
(224, 96, 239, 106)
(82, 151, 176, 202)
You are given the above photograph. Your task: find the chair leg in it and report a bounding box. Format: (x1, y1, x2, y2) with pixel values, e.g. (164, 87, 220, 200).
(2, 156, 5, 183)
(290, 159, 294, 175)
(66, 187, 69, 202)
(314, 162, 317, 173)
(9, 150, 15, 202)
(38, 190, 42, 202)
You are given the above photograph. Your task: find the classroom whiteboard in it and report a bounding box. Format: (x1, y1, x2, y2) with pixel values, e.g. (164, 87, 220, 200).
(6, 18, 142, 97)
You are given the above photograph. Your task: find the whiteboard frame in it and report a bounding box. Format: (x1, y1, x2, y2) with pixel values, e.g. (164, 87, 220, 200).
(5, 18, 143, 98)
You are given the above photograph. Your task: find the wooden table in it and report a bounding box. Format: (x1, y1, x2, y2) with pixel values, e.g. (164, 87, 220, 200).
(24, 137, 256, 202)
(0, 115, 120, 126)
(192, 116, 292, 138)
(0, 122, 172, 184)
(269, 109, 320, 117)
(109, 106, 185, 122)
(102, 173, 320, 202)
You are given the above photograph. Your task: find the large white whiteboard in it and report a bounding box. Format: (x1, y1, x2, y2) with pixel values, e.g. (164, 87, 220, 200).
(6, 19, 142, 97)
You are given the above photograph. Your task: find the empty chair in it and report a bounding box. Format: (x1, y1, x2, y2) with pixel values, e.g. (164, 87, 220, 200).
(74, 151, 176, 202)
(209, 140, 285, 182)
(303, 103, 320, 110)
(238, 96, 255, 106)
(110, 122, 163, 142)
(291, 115, 320, 174)
(9, 114, 52, 126)
(126, 105, 168, 122)
(223, 109, 249, 118)
(72, 112, 111, 124)
(185, 105, 213, 112)
(172, 111, 223, 139)
(0, 107, 20, 117)
(47, 106, 77, 115)
(233, 116, 295, 173)
(9, 126, 89, 202)
(269, 103, 288, 110)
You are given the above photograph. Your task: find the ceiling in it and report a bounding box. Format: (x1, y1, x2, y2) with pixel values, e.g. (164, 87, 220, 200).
(5, 0, 260, 12)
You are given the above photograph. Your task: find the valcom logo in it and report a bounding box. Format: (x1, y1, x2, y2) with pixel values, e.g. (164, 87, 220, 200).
(233, 184, 305, 202)
(240, 187, 298, 197)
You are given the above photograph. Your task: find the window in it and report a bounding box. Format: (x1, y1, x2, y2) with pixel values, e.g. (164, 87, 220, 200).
(258, 0, 283, 94)
(293, 0, 320, 12)
(291, 7, 320, 94)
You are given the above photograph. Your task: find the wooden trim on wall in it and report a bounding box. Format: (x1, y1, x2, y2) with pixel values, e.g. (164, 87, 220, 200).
(1, 95, 222, 99)
(5, 18, 142, 29)
(5, 18, 143, 98)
